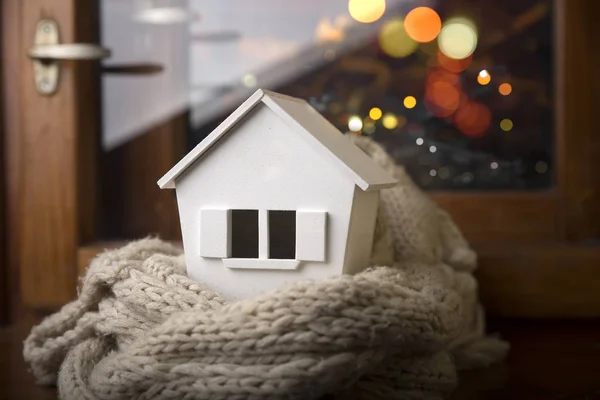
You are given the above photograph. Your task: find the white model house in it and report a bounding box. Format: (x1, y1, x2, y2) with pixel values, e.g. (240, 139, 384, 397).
(158, 89, 397, 300)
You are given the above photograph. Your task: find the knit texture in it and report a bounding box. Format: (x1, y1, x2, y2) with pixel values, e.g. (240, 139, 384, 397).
(24, 136, 508, 400)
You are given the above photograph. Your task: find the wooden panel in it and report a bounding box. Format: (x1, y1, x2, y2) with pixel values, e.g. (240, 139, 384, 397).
(2, 0, 24, 322)
(431, 193, 558, 242)
(556, 0, 600, 240)
(100, 114, 186, 241)
(10, 1, 100, 309)
(0, 11, 5, 325)
(475, 242, 600, 318)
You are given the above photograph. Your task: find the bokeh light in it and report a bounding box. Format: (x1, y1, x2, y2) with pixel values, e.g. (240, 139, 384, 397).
(405, 7, 442, 43)
(499, 83, 512, 96)
(500, 118, 514, 131)
(425, 68, 461, 117)
(454, 101, 492, 137)
(429, 145, 437, 153)
(437, 52, 472, 73)
(382, 113, 399, 129)
(369, 107, 383, 120)
(403, 96, 417, 109)
(535, 161, 548, 174)
(396, 115, 408, 129)
(379, 19, 418, 58)
(348, 115, 363, 132)
(477, 70, 491, 85)
(363, 121, 376, 134)
(490, 161, 499, 170)
(439, 167, 450, 179)
(242, 73, 257, 87)
(438, 18, 478, 60)
(416, 138, 424, 145)
(427, 81, 460, 116)
(348, 0, 386, 24)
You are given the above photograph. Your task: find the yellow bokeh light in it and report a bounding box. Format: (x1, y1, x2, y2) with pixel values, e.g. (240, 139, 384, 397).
(378, 19, 418, 58)
(348, 0, 386, 24)
(499, 83, 512, 96)
(382, 113, 399, 129)
(500, 118, 513, 131)
(369, 107, 383, 120)
(348, 115, 363, 132)
(477, 70, 491, 85)
(438, 18, 478, 60)
(403, 96, 417, 109)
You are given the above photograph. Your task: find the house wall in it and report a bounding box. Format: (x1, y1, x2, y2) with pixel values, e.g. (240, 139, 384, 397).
(175, 104, 356, 300)
(342, 187, 380, 275)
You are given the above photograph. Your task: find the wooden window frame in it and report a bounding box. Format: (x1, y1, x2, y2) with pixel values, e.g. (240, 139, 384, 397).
(2, 0, 599, 321)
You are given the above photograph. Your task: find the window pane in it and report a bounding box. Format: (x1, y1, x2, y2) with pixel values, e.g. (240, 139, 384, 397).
(100, 0, 554, 191)
(278, 1, 554, 190)
(269, 211, 296, 260)
(231, 210, 259, 258)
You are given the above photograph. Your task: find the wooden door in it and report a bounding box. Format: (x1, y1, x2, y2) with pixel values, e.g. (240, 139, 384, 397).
(1, 0, 186, 319)
(2, 0, 100, 314)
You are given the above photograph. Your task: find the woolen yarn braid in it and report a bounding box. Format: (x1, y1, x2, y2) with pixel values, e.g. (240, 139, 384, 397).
(24, 136, 508, 399)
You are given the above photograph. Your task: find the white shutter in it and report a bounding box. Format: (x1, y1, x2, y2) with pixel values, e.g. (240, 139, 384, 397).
(199, 209, 231, 258)
(296, 211, 327, 261)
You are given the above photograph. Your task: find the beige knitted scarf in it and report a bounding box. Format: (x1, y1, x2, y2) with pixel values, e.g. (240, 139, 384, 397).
(24, 136, 508, 400)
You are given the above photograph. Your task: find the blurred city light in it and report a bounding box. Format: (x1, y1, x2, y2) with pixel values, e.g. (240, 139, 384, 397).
(438, 17, 478, 59)
(382, 113, 399, 129)
(405, 7, 442, 43)
(499, 83, 513, 95)
(403, 96, 417, 109)
(348, 115, 363, 131)
(379, 19, 418, 58)
(348, 0, 386, 23)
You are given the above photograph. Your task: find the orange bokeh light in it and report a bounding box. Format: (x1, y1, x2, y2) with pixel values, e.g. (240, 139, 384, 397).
(477, 72, 491, 85)
(499, 83, 513, 96)
(437, 52, 472, 73)
(405, 7, 442, 43)
(454, 101, 491, 137)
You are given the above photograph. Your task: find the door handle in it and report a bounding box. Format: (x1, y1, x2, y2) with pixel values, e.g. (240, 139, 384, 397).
(28, 43, 111, 61)
(29, 19, 112, 96)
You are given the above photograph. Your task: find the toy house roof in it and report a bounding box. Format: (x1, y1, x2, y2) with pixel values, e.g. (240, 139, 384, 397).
(157, 89, 397, 191)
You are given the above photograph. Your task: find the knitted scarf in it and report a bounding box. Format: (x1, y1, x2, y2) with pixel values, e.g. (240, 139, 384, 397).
(24, 136, 508, 400)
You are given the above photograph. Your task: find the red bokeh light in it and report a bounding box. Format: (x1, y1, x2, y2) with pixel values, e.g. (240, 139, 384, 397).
(425, 67, 462, 117)
(437, 52, 472, 73)
(427, 68, 460, 86)
(454, 101, 492, 137)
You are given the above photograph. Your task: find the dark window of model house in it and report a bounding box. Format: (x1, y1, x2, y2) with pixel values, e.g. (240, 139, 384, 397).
(231, 210, 259, 258)
(269, 211, 296, 259)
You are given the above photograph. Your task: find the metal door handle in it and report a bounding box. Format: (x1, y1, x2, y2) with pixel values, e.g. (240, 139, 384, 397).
(29, 19, 114, 95)
(28, 43, 111, 61)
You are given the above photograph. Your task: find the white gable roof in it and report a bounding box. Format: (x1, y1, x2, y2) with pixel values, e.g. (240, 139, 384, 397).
(157, 89, 397, 191)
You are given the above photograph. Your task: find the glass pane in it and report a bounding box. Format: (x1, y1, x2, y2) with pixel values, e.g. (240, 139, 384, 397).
(101, 0, 553, 191)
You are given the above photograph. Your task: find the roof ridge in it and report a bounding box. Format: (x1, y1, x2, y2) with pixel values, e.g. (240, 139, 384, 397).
(157, 89, 397, 191)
